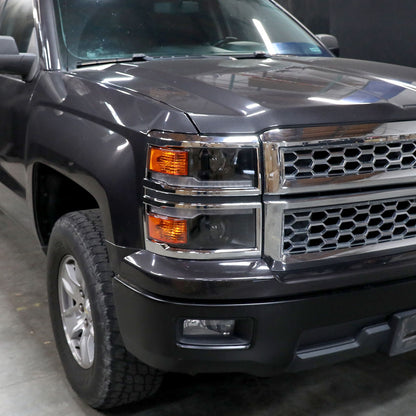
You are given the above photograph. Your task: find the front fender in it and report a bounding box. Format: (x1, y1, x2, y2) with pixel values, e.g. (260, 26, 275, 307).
(25, 71, 197, 250)
(26, 106, 141, 247)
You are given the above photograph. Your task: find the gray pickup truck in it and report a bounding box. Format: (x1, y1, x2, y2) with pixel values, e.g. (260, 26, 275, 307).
(2, 0, 416, 409)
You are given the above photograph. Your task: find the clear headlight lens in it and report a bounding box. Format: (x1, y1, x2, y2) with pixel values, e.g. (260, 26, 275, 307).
(146, 133, 260, 194)
(149, 146, 257, 186)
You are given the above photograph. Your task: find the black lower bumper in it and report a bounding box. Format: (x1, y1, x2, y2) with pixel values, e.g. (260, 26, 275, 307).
(113, 275, 416, 376)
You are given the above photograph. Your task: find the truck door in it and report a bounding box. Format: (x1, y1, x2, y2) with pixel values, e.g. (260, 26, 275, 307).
(0, 0, 39, 228)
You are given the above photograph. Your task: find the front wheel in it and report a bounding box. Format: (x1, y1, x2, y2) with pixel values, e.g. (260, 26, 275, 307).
(47, 210, 163, 409)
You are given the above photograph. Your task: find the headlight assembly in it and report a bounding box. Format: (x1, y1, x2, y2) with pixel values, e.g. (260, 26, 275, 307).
(144, 203, 261, 259)
(144, 132, 261, 259)
(146, 132, 260, 195)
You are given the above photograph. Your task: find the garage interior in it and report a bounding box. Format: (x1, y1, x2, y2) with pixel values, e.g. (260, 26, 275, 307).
(3, 0, 416, 415)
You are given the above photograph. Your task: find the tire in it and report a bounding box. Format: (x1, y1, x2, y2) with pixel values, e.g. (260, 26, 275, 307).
(47, 209, 163, 409)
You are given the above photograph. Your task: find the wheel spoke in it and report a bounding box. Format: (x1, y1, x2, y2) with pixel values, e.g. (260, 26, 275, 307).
(74, 264, 85, 291)
(62, 304, 78, 318)
(79, 326, 94, 368)
(65, 261, 78, 285)
(62, 266, 81, 303)
(69, 316, 85, 339)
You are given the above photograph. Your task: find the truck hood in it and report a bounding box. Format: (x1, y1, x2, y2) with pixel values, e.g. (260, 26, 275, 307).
(76, 56, 416, 134)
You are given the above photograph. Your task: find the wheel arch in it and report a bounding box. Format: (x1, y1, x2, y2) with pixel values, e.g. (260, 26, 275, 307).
(27, 106, 145, 252)
(32, 163, 100, 248)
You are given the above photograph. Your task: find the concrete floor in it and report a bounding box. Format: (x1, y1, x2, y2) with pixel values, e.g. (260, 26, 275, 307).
(2, 209, 416, 416)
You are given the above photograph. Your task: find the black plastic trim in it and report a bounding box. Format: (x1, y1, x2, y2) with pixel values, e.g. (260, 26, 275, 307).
(113, 275, 416, 376)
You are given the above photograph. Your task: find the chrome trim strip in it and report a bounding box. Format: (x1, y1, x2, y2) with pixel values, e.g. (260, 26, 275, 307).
(177, 342, 251, 351)
(146, 175, 260, 196)
(148, 131, 260, 148)
(262, 121, 416, 195)
(144, 243, 260, 260)
(264, 187, 416, 267)
(144, 200, 262, 260)
(262, 122, 416, 144)
(146, 131, 261, 196)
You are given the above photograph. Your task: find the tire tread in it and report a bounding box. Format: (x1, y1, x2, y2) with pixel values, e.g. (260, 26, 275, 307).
(49, 209, 162, 409)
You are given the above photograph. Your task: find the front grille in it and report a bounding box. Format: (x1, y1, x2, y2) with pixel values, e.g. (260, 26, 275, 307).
(283, 196, 416, 255)
(283, 140, 416, 180)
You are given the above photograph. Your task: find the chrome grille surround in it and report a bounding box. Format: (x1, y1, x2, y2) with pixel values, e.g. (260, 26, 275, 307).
(264, 188, 416, 267)
(262, 121, 416, 195)
(262, 121, 416, 267)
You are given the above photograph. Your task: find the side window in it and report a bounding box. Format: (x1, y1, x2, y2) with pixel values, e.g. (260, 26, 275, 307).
(0, 0, 34, 53)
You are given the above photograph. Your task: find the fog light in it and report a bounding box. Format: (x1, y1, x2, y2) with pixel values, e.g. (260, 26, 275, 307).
(179, 318, 253, 349)
(183, 319, 236, 337)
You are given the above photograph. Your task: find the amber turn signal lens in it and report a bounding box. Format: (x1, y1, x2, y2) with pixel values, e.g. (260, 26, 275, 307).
(148, 214, 188, 245)
(149, 147, 189, 176)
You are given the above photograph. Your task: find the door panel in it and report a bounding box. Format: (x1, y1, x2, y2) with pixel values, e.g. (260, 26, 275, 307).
(0, 0, 38, 228)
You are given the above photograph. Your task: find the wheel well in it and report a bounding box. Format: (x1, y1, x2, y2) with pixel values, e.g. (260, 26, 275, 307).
(34, 164, 99, 248)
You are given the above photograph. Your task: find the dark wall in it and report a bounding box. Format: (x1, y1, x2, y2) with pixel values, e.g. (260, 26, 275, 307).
(330, 1, 416, 67)
(279, 0, 330, 33)
(279, 0, 416, 68)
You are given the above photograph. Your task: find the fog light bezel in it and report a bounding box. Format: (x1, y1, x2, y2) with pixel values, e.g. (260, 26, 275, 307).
(183, 319, 236, 337)
(177, 318, 253, 350)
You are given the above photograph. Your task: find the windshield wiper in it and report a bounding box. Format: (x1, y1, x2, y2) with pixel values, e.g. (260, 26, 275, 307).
(76, 53, 151, 68)
(75, 51, 273, 68)
(235, 51, 272, 59)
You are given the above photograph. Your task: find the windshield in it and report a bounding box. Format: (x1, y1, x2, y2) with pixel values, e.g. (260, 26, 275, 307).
(54, 0, 331, 67)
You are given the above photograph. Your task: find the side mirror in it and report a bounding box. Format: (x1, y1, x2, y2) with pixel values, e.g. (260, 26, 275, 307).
(316, 34, 339, 57)
(0, 36, 38, 82)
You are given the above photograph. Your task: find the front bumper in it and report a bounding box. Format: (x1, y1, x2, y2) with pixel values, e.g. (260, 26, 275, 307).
(113, 258, 416, 376)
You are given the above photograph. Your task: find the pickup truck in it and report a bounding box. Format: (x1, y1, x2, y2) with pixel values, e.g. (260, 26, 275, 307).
(3, 0, 416, 410)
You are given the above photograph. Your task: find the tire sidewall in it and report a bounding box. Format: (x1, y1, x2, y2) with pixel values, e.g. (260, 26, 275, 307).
(47, 217, 111, 406)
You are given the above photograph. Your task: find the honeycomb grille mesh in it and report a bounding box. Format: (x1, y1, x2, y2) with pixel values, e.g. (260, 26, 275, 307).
(283, 197, 416, 255)
(283, 141, 416, 180)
